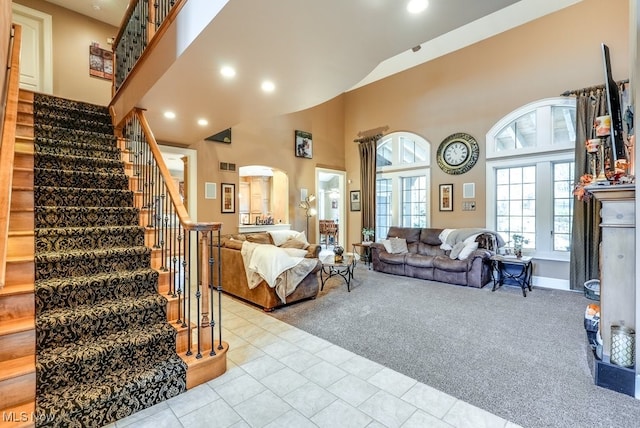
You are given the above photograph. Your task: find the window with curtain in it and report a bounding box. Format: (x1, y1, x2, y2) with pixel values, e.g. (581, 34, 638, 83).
(486, 98, 576, 260)
(375, 132, 430, 239)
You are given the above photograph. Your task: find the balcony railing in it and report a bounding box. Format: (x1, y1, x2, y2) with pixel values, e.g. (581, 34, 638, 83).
(113, 0, 183, 92)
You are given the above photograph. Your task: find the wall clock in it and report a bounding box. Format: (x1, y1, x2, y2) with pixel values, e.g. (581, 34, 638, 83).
(436, 132, 480, 175)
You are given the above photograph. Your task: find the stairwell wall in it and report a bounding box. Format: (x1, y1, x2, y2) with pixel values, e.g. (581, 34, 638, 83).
(13, 0, 116, 106)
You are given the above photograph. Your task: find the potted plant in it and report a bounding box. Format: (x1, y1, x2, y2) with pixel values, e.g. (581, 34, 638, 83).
(511, 234, 529, 258)
(362, 228, 375, 243)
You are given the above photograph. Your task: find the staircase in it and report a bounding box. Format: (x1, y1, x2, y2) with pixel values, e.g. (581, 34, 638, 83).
(1, 91, 209, 427)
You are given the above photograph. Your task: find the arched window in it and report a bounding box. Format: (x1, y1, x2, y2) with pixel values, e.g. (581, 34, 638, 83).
(376, 132, 430, 239)
(486, 97, 576, 260)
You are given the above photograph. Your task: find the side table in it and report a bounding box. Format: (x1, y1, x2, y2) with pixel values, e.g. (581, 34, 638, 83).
(490, 255, 533, 297)
(320, 254, 356, 292)
(352, 242, 373, 270)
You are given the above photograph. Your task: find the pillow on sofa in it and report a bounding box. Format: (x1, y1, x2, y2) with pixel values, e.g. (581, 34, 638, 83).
(280, 231, 310, 250)
(458, 242, 479, 260)
(224, 239, 244, 250)
(268, 230, 299, 246)
(245, 233, 273, 245)
(382, 237, 408, 254)
(449, 242, 465, 259)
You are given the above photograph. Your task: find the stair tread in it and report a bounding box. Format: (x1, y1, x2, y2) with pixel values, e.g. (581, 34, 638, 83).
(8, 230, 34, 237)
(37, 292, 165, 321)
(0, 401, 35, 428)
(0, 283, 33, 297)
(36, 245, 149, 259)
(6, 255, 33, 263)
(0, 317, 34, 335)
(0, 355, 35, 381)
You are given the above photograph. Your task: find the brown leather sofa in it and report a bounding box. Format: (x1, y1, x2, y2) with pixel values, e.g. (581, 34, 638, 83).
(215, 232, 322, 311)
(371, 227, 497, 288)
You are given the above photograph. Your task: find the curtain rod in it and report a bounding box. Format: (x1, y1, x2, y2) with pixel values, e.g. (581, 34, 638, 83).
(354, 125, 389, 143)
(561, 79, 629, 97)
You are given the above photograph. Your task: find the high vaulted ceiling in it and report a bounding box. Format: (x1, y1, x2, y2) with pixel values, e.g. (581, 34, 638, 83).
(45, 0, 582, 144)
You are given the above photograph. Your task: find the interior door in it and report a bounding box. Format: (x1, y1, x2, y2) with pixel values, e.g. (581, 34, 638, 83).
(12, 3, 53, 93)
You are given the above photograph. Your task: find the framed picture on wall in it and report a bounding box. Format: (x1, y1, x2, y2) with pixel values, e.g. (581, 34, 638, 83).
(350, 190, 361, 211)
(295, 130, 313, 159)
(439, 184, 453, 211)
(221, 183, 235, 213)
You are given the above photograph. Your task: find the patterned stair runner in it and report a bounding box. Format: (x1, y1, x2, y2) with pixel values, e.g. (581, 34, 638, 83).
(33, 93, 186, 427)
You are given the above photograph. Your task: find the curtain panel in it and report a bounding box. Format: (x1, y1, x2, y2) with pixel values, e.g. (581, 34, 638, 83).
(569, 90, 605, 290)
(357, 137, 378, 236)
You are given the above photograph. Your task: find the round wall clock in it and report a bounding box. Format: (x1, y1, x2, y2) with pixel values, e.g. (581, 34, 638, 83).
(436, 132, 480, 175)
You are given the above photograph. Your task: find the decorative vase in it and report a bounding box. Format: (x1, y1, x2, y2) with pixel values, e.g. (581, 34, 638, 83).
(515, 248, 522, 258)
(333, 245, 344, 263)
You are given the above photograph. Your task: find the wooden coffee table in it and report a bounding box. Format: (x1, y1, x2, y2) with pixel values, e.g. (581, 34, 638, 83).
(320, 254, 356, 292)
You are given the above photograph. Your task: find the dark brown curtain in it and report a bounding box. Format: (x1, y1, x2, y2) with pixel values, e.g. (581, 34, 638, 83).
(358, 137, 378, 236)
(569, 89, 605, 290)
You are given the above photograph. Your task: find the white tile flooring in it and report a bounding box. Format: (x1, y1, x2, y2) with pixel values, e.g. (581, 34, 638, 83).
(107, 295, 522, 428)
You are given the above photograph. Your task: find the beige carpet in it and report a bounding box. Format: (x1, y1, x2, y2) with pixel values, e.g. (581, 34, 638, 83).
(268, 264, 640, 428)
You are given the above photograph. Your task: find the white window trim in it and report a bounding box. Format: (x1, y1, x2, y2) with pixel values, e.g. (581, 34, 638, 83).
(485, 151, 574, 262)
(486, 97, 576, 159)
(376, 132, 431, 233)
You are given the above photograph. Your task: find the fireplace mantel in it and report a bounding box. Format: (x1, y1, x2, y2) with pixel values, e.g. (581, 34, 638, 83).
(588, 184, 636, 396)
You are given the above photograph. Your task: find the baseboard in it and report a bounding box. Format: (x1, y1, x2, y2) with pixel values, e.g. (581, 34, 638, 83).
(531, 275, 570, 291)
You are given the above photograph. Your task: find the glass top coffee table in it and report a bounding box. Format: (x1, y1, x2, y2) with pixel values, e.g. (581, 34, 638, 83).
(320, 254, 356, 292)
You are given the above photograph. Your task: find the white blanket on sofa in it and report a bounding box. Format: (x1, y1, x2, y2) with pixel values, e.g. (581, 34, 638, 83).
(439, 228, 505, 250)
(240, 241, 317, 304)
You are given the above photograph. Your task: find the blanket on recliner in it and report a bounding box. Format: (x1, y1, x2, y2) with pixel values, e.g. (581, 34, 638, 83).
(439, 228, 505, 250)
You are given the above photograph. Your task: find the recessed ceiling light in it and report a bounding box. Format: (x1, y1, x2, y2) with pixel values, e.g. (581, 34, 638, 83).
(261, 80, 275, 92)
(197, 118, 208, 126)
(261, 81, 275, 92)
(220, 66, 236, 78)
(164, 111, 176, 119)
(407, 0, 428, 14)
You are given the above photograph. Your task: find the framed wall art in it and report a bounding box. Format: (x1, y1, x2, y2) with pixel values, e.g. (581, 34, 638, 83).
(439, 184, 453, 211)
(350, 190, 361, 211)
(295, 130, 313, 159)
(221, 183, 235, 213)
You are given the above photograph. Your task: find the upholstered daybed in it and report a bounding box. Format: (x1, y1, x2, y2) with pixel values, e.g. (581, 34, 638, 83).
(215, 230, 322, 311)
(371, 227, 503, 288)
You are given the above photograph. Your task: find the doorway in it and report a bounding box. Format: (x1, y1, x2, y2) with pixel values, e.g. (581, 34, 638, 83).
(12, 3, 53, 93)
(315, 168, 346, 250)
(159, 145, 198, 220)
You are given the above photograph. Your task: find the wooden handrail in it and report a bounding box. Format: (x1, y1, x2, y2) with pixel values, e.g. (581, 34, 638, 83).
(116, 107, 221, 233)
(0, 24, 23, 289)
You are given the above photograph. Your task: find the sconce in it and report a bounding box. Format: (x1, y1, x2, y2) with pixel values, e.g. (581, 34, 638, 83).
(299, 194, 316, 233)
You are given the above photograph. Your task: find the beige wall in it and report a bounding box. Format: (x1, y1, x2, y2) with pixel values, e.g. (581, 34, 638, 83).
(13, 0, 116, 105)
(191, 95, 345, 241)
(342, 0, 629, 274)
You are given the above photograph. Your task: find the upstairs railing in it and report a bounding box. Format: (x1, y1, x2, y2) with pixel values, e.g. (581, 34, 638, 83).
(113, 0, 185, 92)
(115, 108, 224, 359)
(0, 24, 23, 290)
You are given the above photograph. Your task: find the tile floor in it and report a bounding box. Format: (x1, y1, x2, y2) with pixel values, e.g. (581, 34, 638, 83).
(107, 294, 522, 428)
